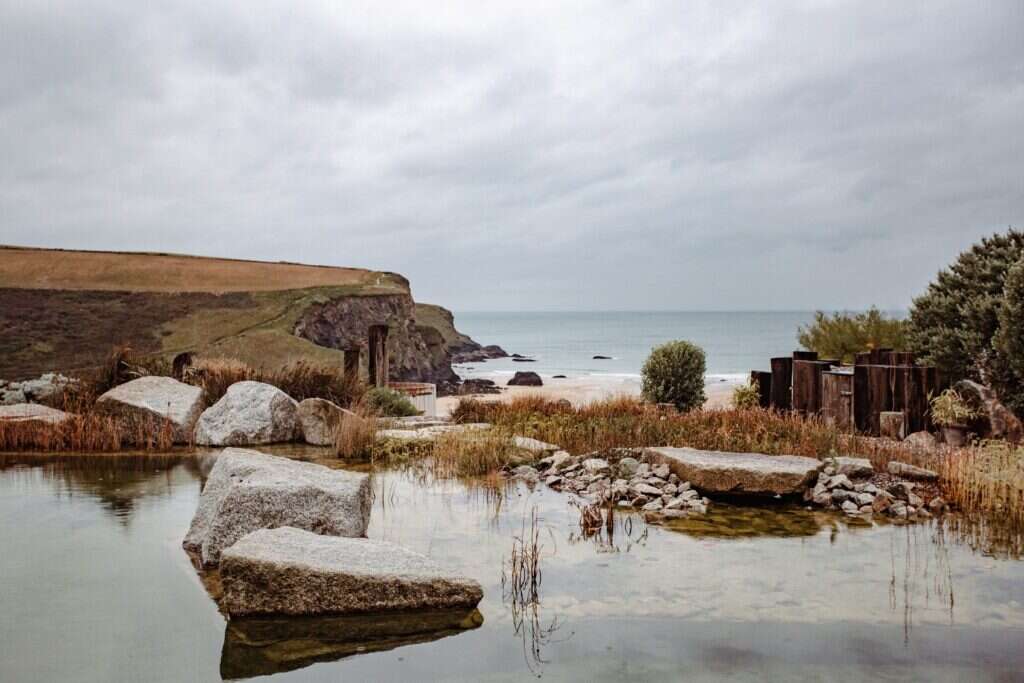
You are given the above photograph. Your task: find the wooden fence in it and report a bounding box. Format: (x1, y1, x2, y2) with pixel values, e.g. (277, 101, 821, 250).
(751, 350, 943, 436)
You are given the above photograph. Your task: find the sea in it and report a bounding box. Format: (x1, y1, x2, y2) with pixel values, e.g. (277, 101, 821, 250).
(451, 311, 819, 387)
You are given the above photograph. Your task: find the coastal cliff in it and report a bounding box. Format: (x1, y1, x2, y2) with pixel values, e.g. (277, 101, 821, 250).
(0, 247, 489, 388)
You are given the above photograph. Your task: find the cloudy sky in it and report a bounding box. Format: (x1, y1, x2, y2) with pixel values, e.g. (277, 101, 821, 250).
(2, 1, 1022, 311)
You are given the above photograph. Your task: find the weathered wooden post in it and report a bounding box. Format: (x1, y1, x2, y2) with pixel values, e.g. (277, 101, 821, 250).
(368, 325, 390, 388)
(792, 358, 837, 416)
(751, 371, 772, 408)
(853, 364, 871, 433)
(770, 357, 793, 410)
(343, 348, 360, 383)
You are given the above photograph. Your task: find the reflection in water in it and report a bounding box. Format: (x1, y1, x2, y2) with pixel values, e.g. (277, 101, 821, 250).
(890, 522, 956, 644)
(0, 452, 201, 524)
(656, 499, 836, 539)
(220, 608, 484, 679)
(942, 512, 1024, 560)
(567, 504, 649, 553)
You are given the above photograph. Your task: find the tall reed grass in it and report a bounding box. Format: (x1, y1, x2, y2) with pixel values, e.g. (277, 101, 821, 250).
(451, 395, 932, 470)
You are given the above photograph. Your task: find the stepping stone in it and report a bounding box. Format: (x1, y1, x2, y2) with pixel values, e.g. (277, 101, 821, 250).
(220, 527, 483, 617)
(643, 447, 823, 496)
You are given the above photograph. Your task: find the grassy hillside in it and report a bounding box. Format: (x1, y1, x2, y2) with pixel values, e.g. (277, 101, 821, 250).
(0, 247, 417, 380)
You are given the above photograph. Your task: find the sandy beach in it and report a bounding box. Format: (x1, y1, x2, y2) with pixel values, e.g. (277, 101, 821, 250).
(437, 372, 739, 416)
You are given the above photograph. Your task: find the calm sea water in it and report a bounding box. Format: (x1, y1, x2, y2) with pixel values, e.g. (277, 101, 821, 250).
(452, 311, 818, 381)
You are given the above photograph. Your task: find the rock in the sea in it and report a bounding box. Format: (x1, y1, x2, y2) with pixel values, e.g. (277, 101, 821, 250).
(96, 376, 205, 443)
(296, 398, 353, 446)
(220, 527, 483, 617)
(507, 371, 543, 387)
(183, 448, 371, 567)
(195, 381, 299, 446)
(0, 403, 72, 425)
(886, 461, 939, 481)
(643, 447, 823, 496)
(829, 457, 874, 479)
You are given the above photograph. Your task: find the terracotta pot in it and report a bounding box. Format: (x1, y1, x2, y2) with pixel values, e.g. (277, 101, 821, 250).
(941, 425, 968, 447)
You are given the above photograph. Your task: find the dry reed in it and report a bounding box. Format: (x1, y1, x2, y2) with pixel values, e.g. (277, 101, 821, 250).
(452, 395, 939, 470)
(334, 405, 378, 460)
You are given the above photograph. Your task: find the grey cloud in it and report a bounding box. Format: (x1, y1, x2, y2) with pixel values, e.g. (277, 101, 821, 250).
(1, 1, 1022, 312)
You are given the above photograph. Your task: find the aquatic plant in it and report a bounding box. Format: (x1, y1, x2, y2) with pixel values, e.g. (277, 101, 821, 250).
(640, 340, 707, 412)
(940, 441, 1024, 533)
(371, 428, 522, 478)
(333, 405, 377, 460)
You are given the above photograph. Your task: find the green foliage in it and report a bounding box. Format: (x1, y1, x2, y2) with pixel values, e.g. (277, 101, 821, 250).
(993, 258, 1024, 416)
(929, 388, 980, 427)
(797, 308, 907, 363)
(365, 387, 420, 417)
(908, 229, 1024, 386)
(732, 380, 761, 409)
(641, 340, 706, 412)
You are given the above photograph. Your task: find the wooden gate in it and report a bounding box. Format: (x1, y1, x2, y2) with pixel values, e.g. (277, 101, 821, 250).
(821, 371, 853, 429)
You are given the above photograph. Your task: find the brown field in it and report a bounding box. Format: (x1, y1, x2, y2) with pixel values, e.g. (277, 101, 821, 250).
(0, 246, 405, 293)
(0, 246, 411, 380)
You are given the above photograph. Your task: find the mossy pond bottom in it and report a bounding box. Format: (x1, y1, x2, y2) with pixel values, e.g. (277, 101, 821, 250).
(1, 450, 1022, 682)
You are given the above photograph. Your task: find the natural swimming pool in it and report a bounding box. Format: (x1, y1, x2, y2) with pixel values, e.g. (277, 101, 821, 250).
(1, 451, 1022, 682)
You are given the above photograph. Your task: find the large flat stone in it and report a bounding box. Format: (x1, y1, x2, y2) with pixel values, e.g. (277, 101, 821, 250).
(0, 403, 72, 425)
(183, 449, 371, 567)
(195, 381, 299, 446)
(97, 376, 205, 443)
(643, 447, 823, 496)
(220, 527, 484, 617)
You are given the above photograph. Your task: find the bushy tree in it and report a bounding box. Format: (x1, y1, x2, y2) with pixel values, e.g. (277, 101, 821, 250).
(641, 340, 706, 412)
(907, 229, 1024, 411)
(993, 257, 1024, 415)
(797, 308, 907, 363)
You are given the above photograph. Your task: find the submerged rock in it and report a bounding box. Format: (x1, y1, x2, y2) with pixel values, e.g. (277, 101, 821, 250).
(296, 398, 353, 446)
(195, 382, 299, 446)
(97, 376, 205, 443)
(183, 448, 371, 567)
(643, 447, 822, 496)
(220, 527, 483, 617)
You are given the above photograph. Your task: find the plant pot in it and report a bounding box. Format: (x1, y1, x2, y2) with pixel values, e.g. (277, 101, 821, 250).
(941, 425, 969, 447)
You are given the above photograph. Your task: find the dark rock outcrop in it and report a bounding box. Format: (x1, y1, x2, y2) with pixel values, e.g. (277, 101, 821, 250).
(295, 294, 459, 387)
(955, 379, 1023, 443)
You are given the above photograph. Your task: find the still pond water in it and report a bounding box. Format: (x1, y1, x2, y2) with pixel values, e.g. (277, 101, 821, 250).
(1, 450, 1023, 682)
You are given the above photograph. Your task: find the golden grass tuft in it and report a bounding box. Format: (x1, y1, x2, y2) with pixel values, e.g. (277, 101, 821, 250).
(334, 405, 378, 460)
(940, 442, 1024, 530)
(0, 411, 177, 452)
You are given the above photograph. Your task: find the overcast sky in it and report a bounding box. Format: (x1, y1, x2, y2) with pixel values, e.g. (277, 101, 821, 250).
(2, 2, 1022, 311)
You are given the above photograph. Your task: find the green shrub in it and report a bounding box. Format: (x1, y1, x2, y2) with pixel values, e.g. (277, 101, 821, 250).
(797, 308, 908, 363)
(732, 380, 761, 409)
(641, 340, 706, 412)
(908, 229, 1024, 389)
(366, 387, 420, 417)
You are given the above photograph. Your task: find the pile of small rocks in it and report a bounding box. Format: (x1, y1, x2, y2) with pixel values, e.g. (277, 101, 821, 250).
(0, 373, 75, 405)
(807, 456, 946, 521)
(504, 449, 711, 520)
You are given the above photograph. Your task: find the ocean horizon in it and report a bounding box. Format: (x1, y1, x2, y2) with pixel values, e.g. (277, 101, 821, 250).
(451, 310, 870, 382)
